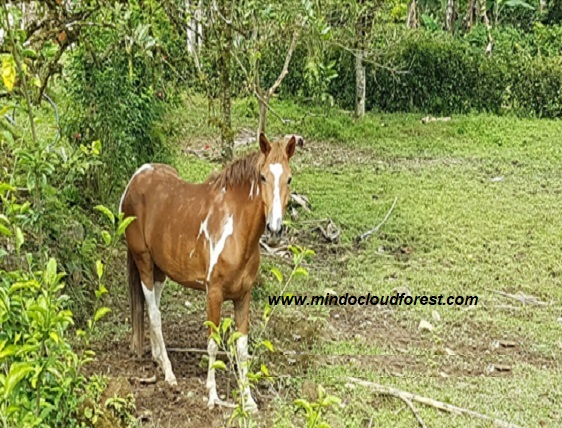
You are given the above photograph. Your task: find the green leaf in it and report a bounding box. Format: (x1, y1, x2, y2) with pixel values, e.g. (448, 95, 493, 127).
(95, 260, 104, 279)
(94, 307, 111, 322)
(505, 0, 535, 10)
(270, 267, 283, 283)
(211, 360, 227, 371)
(323, 395, 341, 406)
(101, 230, 112, 246)
(95, 284, 108, 299)
(260, 364, 269, 376)
(203, 320, 219, 333)
(0, 224, 12, 237)
(94, 205, 115, 225)
(44, 258, 57, 285)
(294, 399, 312, 412)
(221, 317, 233, 334)
(117, 216, 136, 236)
(49, 331, 59, 344)
(15, 227, 24, 252)
(1, 55, 16, 91)
(3, 362, 34, 398)
(227, 331, 243, 345)
(261, 340, 274, 352)
(0, 183, 15, 196)
(293, 267, 308, 278)
(92, 140, 102, 155)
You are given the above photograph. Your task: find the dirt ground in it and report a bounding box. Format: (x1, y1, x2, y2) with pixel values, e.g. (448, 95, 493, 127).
(87, 136, 562, 427)
(89, 287, 557, 427)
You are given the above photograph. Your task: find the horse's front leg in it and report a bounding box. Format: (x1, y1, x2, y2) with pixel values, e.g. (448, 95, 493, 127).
(234, 291, 258, 412)
(206, 289, 235, 409)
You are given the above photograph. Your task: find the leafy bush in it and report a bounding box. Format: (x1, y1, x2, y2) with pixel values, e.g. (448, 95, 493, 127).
(62, 2, 178, 204)
(258, 24, 562, 118)
(0, 185, 133, 427)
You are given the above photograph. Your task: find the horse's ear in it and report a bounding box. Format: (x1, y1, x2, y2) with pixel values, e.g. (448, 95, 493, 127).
(259, 133, 271, 156)
(286, 136, 296, 159)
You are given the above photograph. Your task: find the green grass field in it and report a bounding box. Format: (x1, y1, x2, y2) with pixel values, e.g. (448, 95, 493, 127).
(98, 97, 562, 427)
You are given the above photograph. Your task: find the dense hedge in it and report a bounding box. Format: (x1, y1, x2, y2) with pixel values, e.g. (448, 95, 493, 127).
(269, 25, 562, 118)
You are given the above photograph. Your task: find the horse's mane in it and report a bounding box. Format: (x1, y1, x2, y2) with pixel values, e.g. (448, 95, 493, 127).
(206, 143, 289, 190)
(206, 152, 263, 190)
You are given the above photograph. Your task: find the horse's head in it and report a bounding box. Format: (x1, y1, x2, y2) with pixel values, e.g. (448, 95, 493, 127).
(258, 133, 296, 235)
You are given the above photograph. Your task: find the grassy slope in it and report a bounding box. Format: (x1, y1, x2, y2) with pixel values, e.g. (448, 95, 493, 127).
(147, 97, 562, 427)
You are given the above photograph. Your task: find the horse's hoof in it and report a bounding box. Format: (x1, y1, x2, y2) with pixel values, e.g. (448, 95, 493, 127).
(243, 400, 258, 413)
(207, 398, 236, 410)
(166, 378, 178, 387)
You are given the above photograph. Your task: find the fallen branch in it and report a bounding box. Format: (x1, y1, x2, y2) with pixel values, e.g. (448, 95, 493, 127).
(347, 377, 522, 428)
(131, 375, 157, 384)
(401, 396, 427, 428)
(486, 289, 547, 307)
(168, 347, 228, 356)
(421, 115, 451, 124)
(355, 197, 398, 243)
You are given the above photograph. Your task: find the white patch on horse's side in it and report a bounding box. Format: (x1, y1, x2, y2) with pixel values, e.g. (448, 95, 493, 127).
(269, 163, 284, 231)
(197, 213, 210, 241)
(249, 181, 254, 199)
(119, 164, 153, 213)
(206, 215, 234, 281)
(141, 282, 176, 385)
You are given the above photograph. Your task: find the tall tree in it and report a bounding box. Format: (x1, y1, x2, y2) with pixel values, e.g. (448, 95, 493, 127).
(445, 0, 456, 34)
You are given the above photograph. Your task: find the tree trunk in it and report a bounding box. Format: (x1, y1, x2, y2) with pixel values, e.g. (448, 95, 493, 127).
(465, 0, 478, 31)
(217, 0, 233, 161)
(186, 0, 194, 53)
(355, 50, 366, 119)
(257, 94, 267, 138)
(406, 0, 418, 28)
(445, 0, 455, 34)
(355, 1, 366, 119)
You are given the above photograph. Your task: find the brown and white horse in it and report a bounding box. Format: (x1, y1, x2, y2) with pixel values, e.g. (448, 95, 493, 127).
(119, 133, 296, 410)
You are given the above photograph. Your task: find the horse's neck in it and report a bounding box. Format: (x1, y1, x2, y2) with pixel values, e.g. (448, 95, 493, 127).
(231, 184, 266, 247)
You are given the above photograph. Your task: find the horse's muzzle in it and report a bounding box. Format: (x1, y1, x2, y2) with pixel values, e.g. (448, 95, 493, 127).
(267, 223, 284, 236)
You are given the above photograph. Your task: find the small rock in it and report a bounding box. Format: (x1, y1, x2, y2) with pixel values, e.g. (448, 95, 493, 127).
(432, 311, 441, 322)
(184, 300, 192, 308)
(418, 320, 434, 332)
(444, 347, 456, 356)
(491, 176, 504, 182)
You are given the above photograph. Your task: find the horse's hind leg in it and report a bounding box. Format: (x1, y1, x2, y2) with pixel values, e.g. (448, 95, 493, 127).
(136, 253, 177, 386)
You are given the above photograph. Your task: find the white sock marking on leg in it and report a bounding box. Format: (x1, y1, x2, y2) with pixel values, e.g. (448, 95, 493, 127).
(237, 335, 257, 410)
(142, 282, 176, 385)
(207, 338, 220, 406)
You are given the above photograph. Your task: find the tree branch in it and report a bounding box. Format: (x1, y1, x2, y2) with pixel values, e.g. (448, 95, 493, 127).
(355, 196, 398, 243)
(266, 24, 299, 98)
(348, 377, 522, 428)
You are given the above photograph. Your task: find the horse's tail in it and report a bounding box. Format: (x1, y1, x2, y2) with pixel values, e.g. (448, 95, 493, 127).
(128, 248, 144, 356)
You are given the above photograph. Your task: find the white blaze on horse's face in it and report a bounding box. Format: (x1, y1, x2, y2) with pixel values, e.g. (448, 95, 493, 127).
(269, 163, 284, 232)
(258, 133, 296, 234)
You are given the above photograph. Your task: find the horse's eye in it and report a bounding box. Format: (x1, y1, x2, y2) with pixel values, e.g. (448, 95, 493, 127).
(261, 174, 266, 182)
(288, 177, 292, 185)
